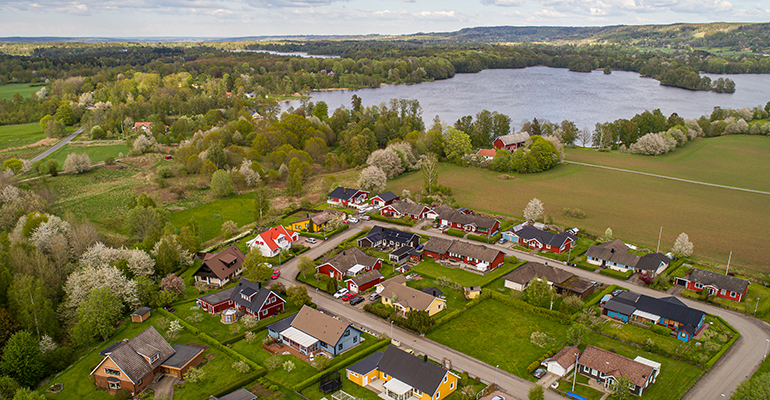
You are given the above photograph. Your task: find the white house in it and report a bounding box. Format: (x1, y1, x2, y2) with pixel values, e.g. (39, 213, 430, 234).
(542, 346, 580, 377)
(246, 226, 299, 257)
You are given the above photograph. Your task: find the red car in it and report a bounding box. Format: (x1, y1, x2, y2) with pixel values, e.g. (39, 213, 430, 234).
(341, 292, 356, 301)
(271, 269, 281, 279)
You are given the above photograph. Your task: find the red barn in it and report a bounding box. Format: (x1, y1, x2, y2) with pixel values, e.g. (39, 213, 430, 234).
(492, 132, 530, 151)
(317, 247, 382, 280)
(675, 268, 750, 302)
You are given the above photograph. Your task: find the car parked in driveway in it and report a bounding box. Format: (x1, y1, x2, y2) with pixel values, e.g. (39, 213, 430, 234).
(498, 238, 507, 244)
(348, 217, 359, 223)
(369, 292, 381, 302)
(533, 368, 546, 379)
(333, 288, 349, 298)
(305, 237, 317, 244)
(350, 296, 364, 305)
(341, 292, 356, 301)
(361, 215, 371, 220)
(271, 269, 281, 279)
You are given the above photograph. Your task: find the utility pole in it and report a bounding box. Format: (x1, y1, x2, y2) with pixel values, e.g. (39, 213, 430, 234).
(755, 297, 760, 317)
(656, 226, 662, 253)
(572, 353, 579, 392)
(725, 251, 732, 275)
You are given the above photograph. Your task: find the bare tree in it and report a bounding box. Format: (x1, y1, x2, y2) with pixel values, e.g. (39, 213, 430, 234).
(578, 127, 593, 147)
(421, 153, 438, 195)
(68, 220, 100, 259)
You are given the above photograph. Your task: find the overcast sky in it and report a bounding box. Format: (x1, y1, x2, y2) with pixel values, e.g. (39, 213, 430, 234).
(1, 0, 768, 38)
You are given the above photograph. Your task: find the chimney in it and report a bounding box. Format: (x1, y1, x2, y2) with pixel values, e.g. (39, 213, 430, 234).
(123, 339, 129, 343)
(258, 281, 262, 289)
(343, 251, 346, 256)
(423, 355, 428, 362)
(611, 248, 615, 254)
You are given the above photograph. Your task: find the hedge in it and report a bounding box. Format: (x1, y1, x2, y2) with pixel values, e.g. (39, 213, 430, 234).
(650, 324, 671, 336)
(583, 285, 618, 310)
(338, 230, 368, 247)
(527, 348, 558, 374)
(445, 229, 467, 238)
(294, 339, 391, 392)
(369, 214, 416, 226)
(599, 268, 633, 280)
(196, 371, 265, 400)
(705, 315, 740, 370)
(572, 262, 600, 272)
(466, 233, 502, 243)
(302, 224, 350, 239)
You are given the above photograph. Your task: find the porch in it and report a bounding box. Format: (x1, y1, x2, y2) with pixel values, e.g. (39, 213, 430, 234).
(366, 378, 421, 400)
(262, 339, 332, 364)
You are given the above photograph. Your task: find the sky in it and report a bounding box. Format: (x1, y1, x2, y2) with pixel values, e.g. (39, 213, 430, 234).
(0, 0, 768, 38)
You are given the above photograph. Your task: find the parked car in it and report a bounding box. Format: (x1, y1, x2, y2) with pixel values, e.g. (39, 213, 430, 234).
(498, 238, 507, 244)
(416, 244, 424, 251)
(305, 237, 317, 244)
(533, 368, 546, 379)
(369, 292, 381, 302)
(348, 217, 359, 223)
(333, 288, 349, 299)
(271, 269, 281, 279)
(350, 297, 364, 305)
(361, 215, 371, 220)
(341, 292, 356, 301)
(491, 396, 505, 400)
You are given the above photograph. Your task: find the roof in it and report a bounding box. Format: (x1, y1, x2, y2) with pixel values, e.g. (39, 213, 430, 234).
(290, 305, 353, 345)
(476, 148, 497, 158)
(377, 346, 450, 395)
(320, 247, 381, 275)
(328, 186, 367, 200)
(347, 351, 384, 375)
(379, 275, 407, 288)
(267, 314, 297, 333)
(213, 389, 257, 400)
(230, 278, 279, 312)
(100, 342, 122, 356)
(548, 346, 580, 369)
(349, 270, 384, 286)
(495, 131, 530, 146)
(281, 326, 319, 347)
(390, 246, 413, 257)
(635, 253, 672, 271)
(607, 291, 705, 328)
(161, 344, 204, 369)
(199, 287, 236, 306)
(423, 237, 454, 255)
(361, 226, 419, 246)
(439, 209, 498, 230)
(309, 209, 345, 226)
(513, 225, 575, 249)
(687, 268, 750, 294)
(250, 226, 297, 252)
(99, 326, 175, 383)
(445, 240, 502, 263)
(555, 276, 594, 294)
(195, 245, 246, 281)
(585, 240, 630, 260)
(387, 200, 429, 217)
(503, 262, 574, 285)
(379, 281, 439, 311)
(603, 298, 637, 316)
(374, 191, 399, 202)
(132, 307, 151, 316)
(578, 346, 654, 387)
(421, 287, 444, 297)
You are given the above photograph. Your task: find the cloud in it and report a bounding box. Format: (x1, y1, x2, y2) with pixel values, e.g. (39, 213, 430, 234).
(480, 0, 526, 6)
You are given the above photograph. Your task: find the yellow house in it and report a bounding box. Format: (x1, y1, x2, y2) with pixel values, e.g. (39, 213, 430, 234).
(347, 346, 459, 400)
(376, 276, 446, 317)
(285, 209, 345, 233)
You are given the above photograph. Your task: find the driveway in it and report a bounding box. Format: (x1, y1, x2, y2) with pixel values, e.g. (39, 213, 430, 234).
(30, 126, 85, 162)
(148, 376, 181, 399)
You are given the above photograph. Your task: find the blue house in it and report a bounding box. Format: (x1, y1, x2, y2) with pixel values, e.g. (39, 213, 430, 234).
(602, 292, 705, 342)
(267, 305, 362, 356)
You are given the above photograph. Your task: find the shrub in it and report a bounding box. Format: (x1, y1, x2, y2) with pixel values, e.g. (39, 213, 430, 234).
(211, 169, 233, 197)
(114, 389, 132, 400)
(529, 331, 554, 348)
(650, 324, 671, 336)
(562, 208, 586, 219)
(62, 153, 91, 174)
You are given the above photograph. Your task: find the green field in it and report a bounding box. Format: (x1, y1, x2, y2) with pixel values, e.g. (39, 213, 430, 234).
(410, 258, 525, 287)
(49, 143, 130, 165)
(387, 137, 770, 273)
(49, 165, 143, 223)
(0, 123, 48, 150)
(0, 83, 42, 100)
(169, 191, 257, 243)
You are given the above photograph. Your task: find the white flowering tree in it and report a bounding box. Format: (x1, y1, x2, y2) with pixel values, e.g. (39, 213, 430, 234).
(358, 165, 387, 193)
(239, 160, 261, 187)
(63, 265, 139, 317)
(367, 148, 404, 179)
(126, 249, 156, 276)
(672, 232, 694, 258)
(62, 153, 91, 174)
(523, 198, 545, 222)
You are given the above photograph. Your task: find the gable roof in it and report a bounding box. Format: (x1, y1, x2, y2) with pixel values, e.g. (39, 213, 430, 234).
(445, 240, 503, 263)
(496, 131, 530, 146)
(608, 291, 705, 328)
(377, 346, 450, 395)
(585, 240, 631, 261)
(579, 346, 654, 387)
(388, 200, 429, 217)
(440, 209, 498, 230)
(252, 226, 297, 252)
(349, 270, 384, 286)
(423, 237, 454, 255)
(380, 281, 439, 311)
(503, 262, 574, 285)
(195, 245, 246, 281)
(548, 346, 580, 369)
(476, 149, 497, 158)
(555, 276, 595, 294)
(291, 305, 352, 345)
(361, 226, 419, 246)
(132, 307, 151, 316)
(374, 191, 399, 202)
(320, 247, 380, 275)
(198, 286, 236, 305)
(97, 326, 175, 383)
(230, 278, 280, 312)
(162, 344, 204, 369)
(212, 389, 257, 400)
(347, 351, 384, 375)
(687, 268, 750, 294)
(513, 225, 575, 248)
(635, 253, 672, 271)
(328, 186, 367, 200)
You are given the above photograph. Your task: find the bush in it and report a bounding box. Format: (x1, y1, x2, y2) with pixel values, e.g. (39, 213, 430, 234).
(157, 165, 175, 178)
(62, 153, 91, 174)
(104, 157, 115, 165)
(445, 228, 467, 238)
(650, 324, 671, 336)
(599, 268, 633, 280)
(211, 169, 233, 197)
(562, 208, 586, 219)
(115, 389, 132, 400)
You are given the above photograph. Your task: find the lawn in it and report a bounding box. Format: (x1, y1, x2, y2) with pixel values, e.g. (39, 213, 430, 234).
(170, 190, 258, 243)
(0, 122, 47, 150)
(406, 276, 468, 313)
(409, 258, 526, 287)
(49, 143, 130, 165)
(0, 83, 42, 100)
(386, 140, 770, 273)
(556, 379, 604, 400)
(539, 237, 597, 263)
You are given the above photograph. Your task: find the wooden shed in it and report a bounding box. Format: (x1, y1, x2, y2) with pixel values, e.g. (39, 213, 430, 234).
(131, 307, 151, 323)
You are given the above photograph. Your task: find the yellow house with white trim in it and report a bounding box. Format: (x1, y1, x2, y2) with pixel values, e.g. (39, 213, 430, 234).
(376, 276, 446, 317)
(347, 346, 459, 400)
(285, 209, 346, 233)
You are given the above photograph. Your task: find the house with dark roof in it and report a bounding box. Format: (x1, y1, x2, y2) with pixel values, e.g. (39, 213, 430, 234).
(317, 247, 383, 280)
(422, 237, 505, 272)
(345, 270, 385, 293)
(246, 226, 299, 258)
(375, 276, 446, 316)
(357, 226, 420, 250)
(493, 131, 530, 151)
(542, 346, 580, 377)
(90, 327, 204, 395)
(675, 268, 750, 302)
(380, 200, 432, 220)
(229, 279, 285, 321)
(577, 346, 659, 396)
(432, 207, 500, 235)
(602, 291, 706, 342)
(502, 262, 574, 291)
(503, 224, 575, 254)
(197, 287, 236, 315)
(192, 245, 246, 287)
(267, 305, 362, 356)
(327, 186, 369, 207)
(346, 346, 459, 400)
(370, 191, 400, 208)
(586, 240, 671, 275)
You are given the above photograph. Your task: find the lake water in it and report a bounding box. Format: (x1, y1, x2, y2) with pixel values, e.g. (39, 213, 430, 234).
(284, 67, 770, 130)
(231, 50, 339, 59)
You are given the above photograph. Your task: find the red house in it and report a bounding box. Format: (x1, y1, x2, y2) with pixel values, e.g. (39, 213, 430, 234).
(503, 225, 575, 254)
(197, 287, 236, 314)
(675, 268, 750, 302)
(230, 278, 285, 320)
(370, 191, 399, 208)
(423, 237, 505, 272)
(317, 247, 382, 280)
(381, 200, 431, 220)
(327, 186, 369, 207)
(345, 270, 385, 293)
(492, 132, 530, 151)
(433, 206, 500, 235)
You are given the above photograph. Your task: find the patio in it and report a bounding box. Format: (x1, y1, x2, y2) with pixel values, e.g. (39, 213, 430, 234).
(262, 340, 332, 364)
(366, 378, 421, 400)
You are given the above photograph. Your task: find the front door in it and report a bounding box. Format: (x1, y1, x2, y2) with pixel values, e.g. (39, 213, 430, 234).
(363, 375, 368, 386)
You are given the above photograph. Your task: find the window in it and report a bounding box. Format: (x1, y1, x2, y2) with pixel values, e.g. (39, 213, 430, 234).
(435, 391, 440, 399)
(694, 283, 703, 289)
(353, 336, 358, 343)
(344, 329, 350, 337)
(731, 291, 737, 297)
(450, 382, 454, 390)
(104, 368, 121, 377)
(338, 343, 343, 350)
(262, 310, 268, 316)
(444, 376, 447, 383)
(350, 371, 359, 377)
(138, 379, 142, 386)
(720, 289, 726, 295)
(150, 354, 159, 363)
(108, 382, 121, 390)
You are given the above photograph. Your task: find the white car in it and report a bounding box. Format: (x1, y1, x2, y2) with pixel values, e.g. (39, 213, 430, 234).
(348, 217, 359, 223)
(361, 215, 371, 220)
(333, 288, 349, 299)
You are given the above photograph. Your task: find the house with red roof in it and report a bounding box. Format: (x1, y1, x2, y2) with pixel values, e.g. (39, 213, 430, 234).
(475, 149, 497, 160)
(134, 122, 152, 133)
(246, 226, 299, 258)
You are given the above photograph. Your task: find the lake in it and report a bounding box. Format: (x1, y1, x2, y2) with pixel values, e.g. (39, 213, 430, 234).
(284, 67, 770, 130)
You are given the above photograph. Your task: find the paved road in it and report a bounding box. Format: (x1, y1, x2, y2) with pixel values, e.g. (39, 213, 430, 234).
(277, 221, 770, 400)
(31, 126, 85, 162)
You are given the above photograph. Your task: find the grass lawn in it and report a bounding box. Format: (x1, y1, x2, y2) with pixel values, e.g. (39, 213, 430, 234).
(556, 379, 604, 400)
(170, 191, 258, 243)
(410, 258, 526, 288)
(599, 268, 633, 280)
(406, 276, 468, 313)
(0, 122, 47, 150)
(49, 143, 130, 165)
(385, 144, 770, 273)
(301, 374, 380, 400)
(0, 83, 42, 100)
(539, 238, 596, 263)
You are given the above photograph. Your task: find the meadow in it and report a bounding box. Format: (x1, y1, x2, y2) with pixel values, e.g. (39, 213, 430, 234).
(387, 137, 770, 272)
(0, 122, 48, 150)
(48, 143, 130, 165)
(0, 83, 42, 100)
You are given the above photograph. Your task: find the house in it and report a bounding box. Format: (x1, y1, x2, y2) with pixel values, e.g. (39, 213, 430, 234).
(90, 327, 204, 395)
(197, 287, 236, 315)
(381, 200, 432, 221)
(357, 226, 420, 249)
(371, 191, 400, 208)
(475, 148, 497, 160)
(131, 307, 150, 323)
(268, 305, 362, 356)
(577, 345, 658, 396)
(192, 245, 246, 287)
(317, 247, 383, 280)
(347, 346, 459, 400)
(493, 131, 530, 151)
(209, 389, 257, 400)
(586, 240, 671, 275)
(422, 237, 505, 272)
(675, 268, 750, 302)
(432, 206, 500, 235)
(327, 186, 369, 207)
(542, 346, 579, 377)
(502, 262, 574, 291)
(246, 226, 299, 258)
(285, 209, 345, 233)
(134, 122, 152, 133)
(376, 276, 446, 316)
(503, 224, 575, 254)
(602, 291, 705, 342)
(389, 246, 413, 265)
(345, 270, 385, 293)
(229, 279, 285, 321)
(463, 286, 482, 299)
(554, 276, 596, 299)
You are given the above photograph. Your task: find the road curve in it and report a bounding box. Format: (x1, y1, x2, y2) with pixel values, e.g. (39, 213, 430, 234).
(31, 126, 85, 162)
(277, 221, 770, 400)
